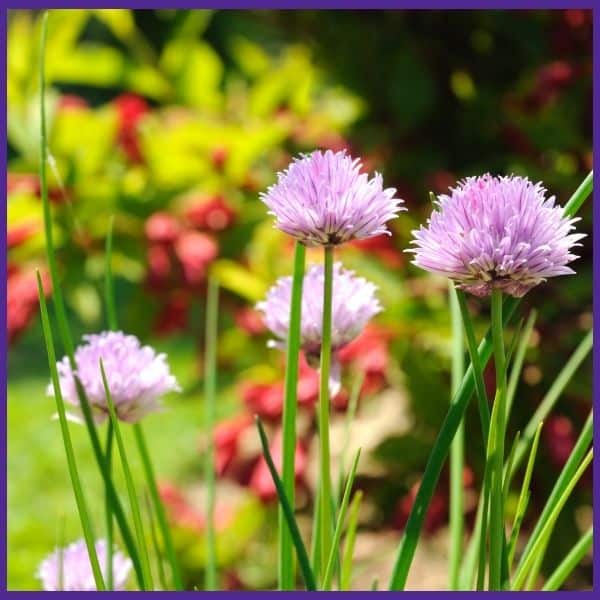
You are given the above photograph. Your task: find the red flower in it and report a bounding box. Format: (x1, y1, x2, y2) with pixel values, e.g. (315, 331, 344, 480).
(7, 267, 51, 344)
(543, 415, 577, 468)
(249, 430, 307, 502)
(7, 173, 40, 197)
(211, 146, 228, 171)
(57, 94, 89, 112)
(7, 222, 38, 249)
(145, 212, 181, 244)
(337, 326, 390, 396)
(185, 196, 236, 232)
(234, 306, 266, 336)
(146, 243, 173, 291)
(213, 414, 253, 476)
(242, 381, 284, 422)
(174, 231, 218, 287)
(113, 93, 149, 162)
(350, 234, 404, 269)
(153, 293, 190, 337)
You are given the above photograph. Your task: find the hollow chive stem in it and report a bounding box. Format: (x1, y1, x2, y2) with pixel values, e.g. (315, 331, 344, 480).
(448, 283, 465, 589)
(318, 246, 335, 580)
(204, 277, 219, 590)
(488, 289, 507, 590)
(279, 242, 306, 590)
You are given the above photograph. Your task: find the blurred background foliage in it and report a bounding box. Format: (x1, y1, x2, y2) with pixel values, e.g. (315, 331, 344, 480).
(7, 9, 592, 590)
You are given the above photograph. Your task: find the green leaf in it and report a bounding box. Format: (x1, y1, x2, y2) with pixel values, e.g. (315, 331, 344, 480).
(340, 490, 363, 591)
(542, 527, 593, 591)
(322, 448, 362, 590)
(512, 448, 593, 590)
(507, 421, 543, 570)
(255, 417, 316, 591)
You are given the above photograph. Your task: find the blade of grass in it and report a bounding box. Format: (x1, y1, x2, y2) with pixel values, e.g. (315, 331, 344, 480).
(507, 330, 592, 485)
(458, 489, 484, 589)
(340, 490, 363, 591)
(104, 215, 118, 331)
(37, 272, 105, 591)
(514, 412, 592, 577)
(506, 310, 537, 420)
(144, 491, 169, 591)
(322, 448, 362, 590)
(279, 241, 305, 590)
(133, 423, 183, 589)
(100, 360, 153, 590)
(337, 371, 364, 505)
(448, 283, 465, 590)
(104, 423, 114, 590)
(512, 448, 593, 590)
(203, 277, 219, 590)
(388, 296, 520, 590)
(502, 430, 521, 508)
(562, 170, 593, 216)
(255, 417, 316, 591)
(507, 422, 543, 570)
(542, 527, 593, 591)
(56, 513, 66, 591)
(310, 483, 322, 583)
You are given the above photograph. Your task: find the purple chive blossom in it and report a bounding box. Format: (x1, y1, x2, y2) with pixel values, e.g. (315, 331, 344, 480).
(408, 174, 585, 297)
(49, 331, 180, 424)
(257, 263, 381, 392)
(37, 539, 132, 591)
(260, 149, 404, 246)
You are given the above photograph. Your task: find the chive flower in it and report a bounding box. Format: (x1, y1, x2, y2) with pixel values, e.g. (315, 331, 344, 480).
(260, 149, 404, 246)
(257, 263, 381, 390)
(37, 539, 132, 591)
(408, 174, 585, 297)
(49, 331, 180, 424)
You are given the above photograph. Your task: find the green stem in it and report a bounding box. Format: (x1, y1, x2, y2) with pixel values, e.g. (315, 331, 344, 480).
(562, 170, 593, 216)
(104, 216, 118, 331)
(488, 290, 507, 590)
(318, 246, 335, 580)
(134, 423, 184, 590)
(455, 289, 490, 441)
(204, 278, 219, 590)
(279, 242, 305, 590)
(542, 527, 593, 591)
(100, 361, 153, 591)
(104, 423, 114, 590)
(448, 283, 464, 589)
(36, 273, 105, 591)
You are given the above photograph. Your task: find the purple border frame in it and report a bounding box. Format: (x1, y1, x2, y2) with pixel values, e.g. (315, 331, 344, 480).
(1, 1, 596, 596)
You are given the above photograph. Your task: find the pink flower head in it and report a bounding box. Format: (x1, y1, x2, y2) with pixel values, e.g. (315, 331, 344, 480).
(408, 174, 585, 297)
(260, 149, 404, 246)
(49, 331, 180, 424)
(37, 539, 131, 591)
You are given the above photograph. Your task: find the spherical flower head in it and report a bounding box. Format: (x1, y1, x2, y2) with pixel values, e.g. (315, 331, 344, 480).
(37, 539, 131, 591)
(49, 331, 180, 424)
(257, 263, 381, 392)
(408, 174, 585, 297)
(260, 149, 404, 246)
